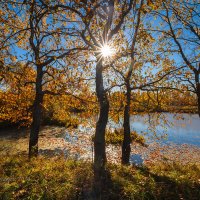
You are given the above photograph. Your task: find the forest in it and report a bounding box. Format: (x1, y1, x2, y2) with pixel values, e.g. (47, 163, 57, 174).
(0, 0, 200, 199)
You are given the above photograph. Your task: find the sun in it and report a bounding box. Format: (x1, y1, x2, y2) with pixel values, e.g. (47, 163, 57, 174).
(100, 44, 114, 58)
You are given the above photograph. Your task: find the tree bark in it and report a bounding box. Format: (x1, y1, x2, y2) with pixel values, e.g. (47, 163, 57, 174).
(94, 59, 109, 198)
(122, 84, 131, 164)
(29, 66, 43, 158)
(195, 72, 200, 117)
(197, 84, 200, 117)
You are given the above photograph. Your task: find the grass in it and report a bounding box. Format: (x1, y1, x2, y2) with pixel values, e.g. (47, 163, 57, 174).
(105, 128, 146, 146)
(0, 156, 93, 200)
(0, 155, 200, 200)
(91, 128, 146, 147)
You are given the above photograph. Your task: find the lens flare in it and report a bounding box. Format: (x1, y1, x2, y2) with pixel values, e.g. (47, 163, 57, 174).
(100, 44, 114, 58)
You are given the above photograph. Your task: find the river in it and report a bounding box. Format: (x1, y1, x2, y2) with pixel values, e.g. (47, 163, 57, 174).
(108, 113, 200, 147)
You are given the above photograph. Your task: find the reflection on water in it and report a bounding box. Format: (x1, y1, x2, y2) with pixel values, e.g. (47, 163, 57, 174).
(63, 113, 200, 165)
(129, 113, 200, 147)
(130, 154, 143, 166)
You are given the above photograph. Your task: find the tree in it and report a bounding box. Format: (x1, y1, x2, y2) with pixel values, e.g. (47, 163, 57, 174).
(121, 0, 144, 164)
(152, 0, 200, 116)
(0, 0, 85, 157)
(0, 63, 35, 126)
(64, 0, 134, 196)
(107, 0, 180, 164)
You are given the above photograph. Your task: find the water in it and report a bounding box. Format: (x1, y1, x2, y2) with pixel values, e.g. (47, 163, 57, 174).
(63, 113, 200, 164)
(128, 113, 200, 147)
(108, 113, 200, 147)
(130, 154, 143, 166)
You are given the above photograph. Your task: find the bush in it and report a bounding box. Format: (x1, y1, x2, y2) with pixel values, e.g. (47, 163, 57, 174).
(92, 128, 146, 146)
(99, 128, 146, 146)
(106, 128, 146, 146)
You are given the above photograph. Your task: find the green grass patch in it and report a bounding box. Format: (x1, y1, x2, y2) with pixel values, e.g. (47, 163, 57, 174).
(92, 128, 146, 146)
(106, 128, 146, 146)
(1, 156, 199, 199)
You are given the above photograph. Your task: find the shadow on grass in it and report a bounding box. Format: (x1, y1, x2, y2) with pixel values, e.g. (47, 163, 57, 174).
(0, 155, 200, 200)
(67, 163, 200, 200)
(135, 165, 200, 200)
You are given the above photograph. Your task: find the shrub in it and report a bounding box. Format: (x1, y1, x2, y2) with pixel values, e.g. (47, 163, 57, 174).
(92, 128, 146, 146)
(107, 128, 146, 146)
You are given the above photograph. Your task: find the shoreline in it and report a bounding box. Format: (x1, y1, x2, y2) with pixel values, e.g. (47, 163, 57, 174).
(0, 126, 200, 166)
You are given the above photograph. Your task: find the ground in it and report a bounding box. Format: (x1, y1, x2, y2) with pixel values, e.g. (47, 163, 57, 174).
(0, 125, 200, 165)
(0, 126, 200, 199)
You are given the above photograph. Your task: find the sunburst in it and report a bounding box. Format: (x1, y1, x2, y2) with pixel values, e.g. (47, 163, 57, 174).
(100, 44, 114, 58)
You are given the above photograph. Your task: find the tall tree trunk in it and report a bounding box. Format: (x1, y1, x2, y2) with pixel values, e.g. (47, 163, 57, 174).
(197, 84, 200, 117)
(121, 0, 142, 165)
(29, 66, 43, 158)
(94, 59, 109, 198)
(195, 72, 200, 117)
(122, 84, 131, 164)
